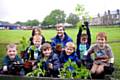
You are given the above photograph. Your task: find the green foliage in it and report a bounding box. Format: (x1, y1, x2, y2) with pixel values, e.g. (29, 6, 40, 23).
(59, 59, 90, 79)
(76, 21, 82, 28)
(26, 60, 46, 77)
(19, 37, 29, 51)
(15, 19, 40, 26)
(42, 9, 66, 26)
(75, 4, 92, 22)
(66, 13, 79, 25)
(75, 4, 85, 16)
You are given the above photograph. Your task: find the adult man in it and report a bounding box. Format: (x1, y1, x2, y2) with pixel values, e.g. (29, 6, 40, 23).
(51, 23, 73, 50)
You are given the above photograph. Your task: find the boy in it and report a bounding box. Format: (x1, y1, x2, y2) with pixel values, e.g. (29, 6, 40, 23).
(84, 32, 114, 75)
(76, 21, 91, 60)
(60, 42, 80, 68)
(25, 35, 42, 60)
(37, 43, 60, 77)
(1, 43, 23, 75)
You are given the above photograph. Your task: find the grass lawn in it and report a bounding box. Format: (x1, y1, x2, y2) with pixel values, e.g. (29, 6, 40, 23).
(0, 27, 120, 65)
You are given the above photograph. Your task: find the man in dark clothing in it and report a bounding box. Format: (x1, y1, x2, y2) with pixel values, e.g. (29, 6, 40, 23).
(51, 23, 73, 50)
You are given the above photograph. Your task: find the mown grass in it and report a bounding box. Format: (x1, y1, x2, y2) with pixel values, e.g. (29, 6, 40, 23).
(0, 27, 120, 65)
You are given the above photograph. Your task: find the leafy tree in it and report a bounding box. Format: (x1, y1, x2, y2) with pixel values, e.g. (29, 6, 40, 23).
(42, 9, 66, 26)
(75, 4, 92, 28)
(25, 19, 40, 26)
(15, 19, 40, 26)
(66, 13, 79, 25)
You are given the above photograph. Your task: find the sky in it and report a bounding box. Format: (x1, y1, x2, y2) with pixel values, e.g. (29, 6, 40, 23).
(0, 0, 120, 23)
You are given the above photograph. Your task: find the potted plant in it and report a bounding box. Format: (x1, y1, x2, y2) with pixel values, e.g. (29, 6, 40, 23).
(59, 59, 91, 79)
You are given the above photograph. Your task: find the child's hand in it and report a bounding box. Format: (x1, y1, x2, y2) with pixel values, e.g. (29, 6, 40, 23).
(48, 63, 53, 69)
(3, 65, 8, 71)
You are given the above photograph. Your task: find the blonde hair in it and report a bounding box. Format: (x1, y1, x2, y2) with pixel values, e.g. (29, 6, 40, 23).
(33, 35, 42, 41)
(6, 43, 17, 50)
(96, 32, 107, 41)
(66, 42, 75, 50)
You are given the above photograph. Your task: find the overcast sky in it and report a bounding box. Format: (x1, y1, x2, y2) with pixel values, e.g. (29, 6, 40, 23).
(0, 0, 120, 23)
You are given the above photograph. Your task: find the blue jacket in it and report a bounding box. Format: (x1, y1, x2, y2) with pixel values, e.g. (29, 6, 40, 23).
(3, 55, 22, 66)
(51, 32, 73, 48)
(76, 23, 91, 59)
(37, 52, 60, 77)
(60, 51, 81, 67)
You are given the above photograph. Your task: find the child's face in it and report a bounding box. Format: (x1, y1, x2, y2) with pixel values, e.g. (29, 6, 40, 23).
(96, 36, 106, 49)
(42, 48, 52, 57)
(7, 47, 17, 59)
(80, 37, 87, 44)
(65, 46, 74, 55)
(56, 27, 64, 37)
(33, 38, 41, 48)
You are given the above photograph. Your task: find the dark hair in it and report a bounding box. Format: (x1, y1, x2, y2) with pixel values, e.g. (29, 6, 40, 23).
(32, 28, 41, 36)
(41, 43, 52, 51)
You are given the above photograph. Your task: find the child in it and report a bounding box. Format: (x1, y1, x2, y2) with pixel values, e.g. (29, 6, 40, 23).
(30, 28, 45, 45)
(1, 43, 23, 75)
(76, 21, 91, 60)
(37, 43, 60, 77)
(25, 35, 42, 60)
(84, 32, 114, 75)
(60, 42, 81, 68)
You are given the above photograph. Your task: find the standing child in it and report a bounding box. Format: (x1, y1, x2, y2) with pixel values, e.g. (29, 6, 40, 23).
(1, 43, 23, 75)
(37, 43, 60, 77)
(84, 32, 114, 76)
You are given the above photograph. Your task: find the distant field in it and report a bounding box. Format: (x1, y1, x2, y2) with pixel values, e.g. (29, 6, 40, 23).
(0, 27, 120, 64)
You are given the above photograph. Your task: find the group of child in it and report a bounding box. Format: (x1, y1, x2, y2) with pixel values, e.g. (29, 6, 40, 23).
(0, 22, 114, 78)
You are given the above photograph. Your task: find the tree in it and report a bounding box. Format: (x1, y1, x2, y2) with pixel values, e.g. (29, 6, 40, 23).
(25, 19, 40, 26)
(66, 13, 79, 25)
(42, 9, 66, 26)
(15, 21, 26, 26)
(75, 4, 92, 28)
(15, 19, 40, 26)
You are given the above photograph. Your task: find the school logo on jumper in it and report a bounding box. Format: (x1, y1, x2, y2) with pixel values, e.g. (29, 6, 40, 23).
(96, 50, 105, 57)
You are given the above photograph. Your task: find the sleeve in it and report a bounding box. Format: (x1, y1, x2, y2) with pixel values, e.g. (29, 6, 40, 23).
(16, 55, 23, 64)
(52, 54, 60, 71)
(24, 47, 30, 60)
(84, 44, 95, 56)
(106, 45, 114, 63)
(86, 22, 91, 47)
(76, 26, 83, 59)
(42, 35, 45, 44)
(51, 38, 56, 48)
(75, 53, 81, 67)
(3, 56, 9, 66)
